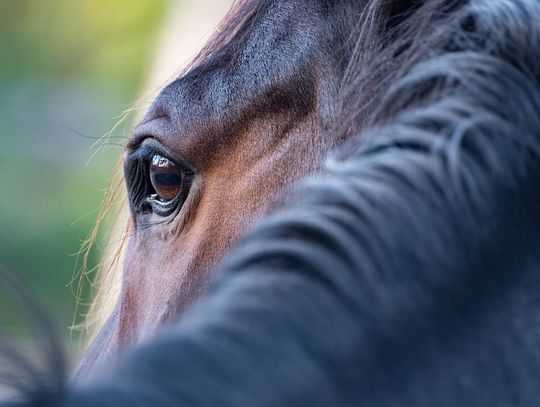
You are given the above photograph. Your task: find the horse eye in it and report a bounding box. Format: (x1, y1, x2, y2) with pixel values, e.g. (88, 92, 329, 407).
(149, 154, 183, 202)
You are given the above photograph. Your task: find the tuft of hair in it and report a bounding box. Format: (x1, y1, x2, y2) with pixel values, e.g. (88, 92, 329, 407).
(0, 268, 66, 407)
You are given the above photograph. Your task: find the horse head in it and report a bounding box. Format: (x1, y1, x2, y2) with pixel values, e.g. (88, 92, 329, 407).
(78, 0, 406, 376)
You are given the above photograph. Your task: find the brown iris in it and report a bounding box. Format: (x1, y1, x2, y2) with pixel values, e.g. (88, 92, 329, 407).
(149, 154, 183, 202)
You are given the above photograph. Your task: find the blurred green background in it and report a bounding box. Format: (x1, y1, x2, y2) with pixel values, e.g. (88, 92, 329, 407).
(0, 1, 166, 343)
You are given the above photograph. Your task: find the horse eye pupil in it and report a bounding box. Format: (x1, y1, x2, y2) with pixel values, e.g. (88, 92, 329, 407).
(149, 154, 183, 202)
(154, 173, 181, 186)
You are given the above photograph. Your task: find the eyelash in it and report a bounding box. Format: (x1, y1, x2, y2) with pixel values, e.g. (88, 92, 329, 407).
(125, 145, 193, 218)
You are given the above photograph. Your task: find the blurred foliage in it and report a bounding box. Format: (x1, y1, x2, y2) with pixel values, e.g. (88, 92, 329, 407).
(0, 0, 166, 345)
(0, 0, 164, 92)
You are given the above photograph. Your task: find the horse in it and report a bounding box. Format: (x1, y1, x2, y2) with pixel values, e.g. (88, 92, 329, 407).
(77, 0, 451, 376)
(4, 0, 540, 404)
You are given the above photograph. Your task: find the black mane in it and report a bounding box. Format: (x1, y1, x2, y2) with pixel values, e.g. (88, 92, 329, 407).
(4, 0, 540, 405)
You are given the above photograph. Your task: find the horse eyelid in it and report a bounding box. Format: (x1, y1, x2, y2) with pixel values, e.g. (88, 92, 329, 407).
(127, 145, 161, 163)
(127, 140, 196, 174)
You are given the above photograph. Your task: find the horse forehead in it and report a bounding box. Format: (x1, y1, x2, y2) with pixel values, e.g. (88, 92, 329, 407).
(162, 2, 328, 109)
(129, 2, 340, 163)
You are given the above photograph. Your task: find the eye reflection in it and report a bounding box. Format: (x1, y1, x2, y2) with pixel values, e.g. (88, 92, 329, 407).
(150, 154, 183, 202)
